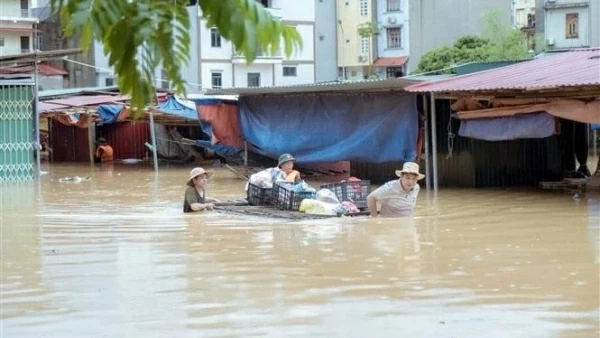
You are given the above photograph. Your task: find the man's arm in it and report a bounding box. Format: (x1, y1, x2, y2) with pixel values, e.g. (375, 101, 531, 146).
(367, 194, 378, 217)
(190, 202, 214, 211)
(186, 188, 215, 212)
(367, 184, 391, 217)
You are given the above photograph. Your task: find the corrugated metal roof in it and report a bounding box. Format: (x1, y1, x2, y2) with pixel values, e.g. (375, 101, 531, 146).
(206, 77, 421, 96)
(39, 86, 120, 98)
(406, 48, 600, 94)
(0, 63, 68, 76)
(373, 56, 409, 67)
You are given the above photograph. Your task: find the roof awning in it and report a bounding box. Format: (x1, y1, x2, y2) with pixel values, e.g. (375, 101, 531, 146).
(373, 56, 409, 67)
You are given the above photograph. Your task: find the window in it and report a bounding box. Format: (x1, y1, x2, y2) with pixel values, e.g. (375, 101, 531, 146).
(387, 0, 400, 12)
(20, 36, 30, 53)
(248, 73, 261, 87)
(258, 0, 269, 8)
(565, 13, 579, 39)
(105, 78, 114, 86)
(210, 28, 221, 47)
(359, 0, 368, 16)
(360, 37, 369, 55)
(283, 66, 297, 77)
(386, 27, 401, 48)
(161, 69, 170, 89)
(0, 37, 4, 47)
(211, 71, 222, 88)
(386, 67, 403, 78)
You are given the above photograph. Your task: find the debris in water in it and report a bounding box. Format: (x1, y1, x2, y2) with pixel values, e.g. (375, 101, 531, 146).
(58, 176, 90, 183)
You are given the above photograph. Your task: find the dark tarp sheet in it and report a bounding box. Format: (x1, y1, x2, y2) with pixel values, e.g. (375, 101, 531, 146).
(97, 105, 123, 125)
(156, 97, 198, 120)
(458, 112, 555, 141)
(239, 93, 418, 163)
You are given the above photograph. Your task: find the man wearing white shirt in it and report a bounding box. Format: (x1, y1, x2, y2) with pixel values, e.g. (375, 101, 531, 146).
(367, 162, 425, 217)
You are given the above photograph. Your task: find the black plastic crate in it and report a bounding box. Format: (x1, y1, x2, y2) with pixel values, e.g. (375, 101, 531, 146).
(247, 183, 272, 206)
(272, 182, 316, 211)
(320, 180, 370, 209)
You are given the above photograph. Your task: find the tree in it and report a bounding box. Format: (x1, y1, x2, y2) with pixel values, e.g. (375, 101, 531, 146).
(414, 10, 530, 74)
(51, 0, 302, 111)
(357, 21, 379, 78)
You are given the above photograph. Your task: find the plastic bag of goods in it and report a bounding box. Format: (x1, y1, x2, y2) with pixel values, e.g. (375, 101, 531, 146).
(299, 199, 338, 216)
(293, 180, 317, 193)
(316, 188, 340, 204)
(248, 169, 275, 189)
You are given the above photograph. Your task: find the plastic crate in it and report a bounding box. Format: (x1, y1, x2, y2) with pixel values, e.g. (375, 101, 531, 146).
(247, 183, 272, 206)
(320, 180, 370, 209)
(272, 182, 316, 211)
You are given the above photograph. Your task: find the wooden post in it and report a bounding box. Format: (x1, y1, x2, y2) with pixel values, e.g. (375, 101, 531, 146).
(430, 93, 438, 195)
(87, 111, 95, 167)
(423, 95, 431, 191)
(149, 110, 159, 172)
(244, 141, 248, 167)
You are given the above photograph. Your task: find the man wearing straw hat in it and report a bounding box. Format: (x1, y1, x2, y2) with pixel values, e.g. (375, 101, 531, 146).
(367, 162, 425, 217)
(184, 167, 219, 213)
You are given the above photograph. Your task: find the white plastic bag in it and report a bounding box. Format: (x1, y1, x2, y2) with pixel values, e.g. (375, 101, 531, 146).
(316, 188, 340, 204)
(249, 169, 275, 189)
(299, 199, 338, 216)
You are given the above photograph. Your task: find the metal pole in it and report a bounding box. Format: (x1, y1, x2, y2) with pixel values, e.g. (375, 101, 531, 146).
(33, 50, 41, 177)
(244, 141, 248, 167)
(149, 111, 159, 172)
(429, 93, 438, 194)
(594, 130, 597, 158)
(87, 112, 94, 167)
(423, 95, 431, 191)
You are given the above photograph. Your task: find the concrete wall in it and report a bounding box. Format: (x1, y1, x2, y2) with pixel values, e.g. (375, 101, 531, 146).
(545, 4, 591, 48)
(314, 0, 338, 82)
(233, 64, 275, 88)
(200, 62, 233, 89)
(39, 12, 96, 88)
(337, 0, 376, 68)
(274, 63, 315, 85)
(376, 0, 409, 57)
(407, 0, 511, 73)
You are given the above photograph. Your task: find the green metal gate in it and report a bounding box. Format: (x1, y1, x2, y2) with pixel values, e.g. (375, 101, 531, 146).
(0, 82, 35, 182)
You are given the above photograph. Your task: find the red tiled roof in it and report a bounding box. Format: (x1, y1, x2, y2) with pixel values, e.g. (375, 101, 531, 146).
(0, 63, 68, 76)
(405, 48, 600, 93)
(373, 56, 409, 67)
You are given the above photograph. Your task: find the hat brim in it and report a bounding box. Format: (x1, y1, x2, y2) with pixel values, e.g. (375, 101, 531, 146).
(278, 158, 296, 167)
(187, 171, 213, 186)
(395, 170, 425, 180)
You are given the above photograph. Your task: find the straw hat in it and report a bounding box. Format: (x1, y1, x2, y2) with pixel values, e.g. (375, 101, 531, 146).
(395, 162, 425, 180)
(187, 167, 213, 186)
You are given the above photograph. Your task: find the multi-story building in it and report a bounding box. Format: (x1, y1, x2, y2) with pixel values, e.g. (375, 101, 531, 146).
(535, 0, 599, 50)
(336, 0, 377, 81)
(0, 0, 39, 56)
(373, 0, 409, 78)
(513, 0, 536, 48)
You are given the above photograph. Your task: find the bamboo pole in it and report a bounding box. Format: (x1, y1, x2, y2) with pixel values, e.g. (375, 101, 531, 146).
(87, 111, 94, 167)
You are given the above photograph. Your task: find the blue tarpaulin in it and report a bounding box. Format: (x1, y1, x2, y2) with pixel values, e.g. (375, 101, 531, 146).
(239, 93, 418, 163)
(592, 124, 600, 131)
(156, 97, 198, 120)
(97, 105, 122, 125)
(458, 112, 555, 141)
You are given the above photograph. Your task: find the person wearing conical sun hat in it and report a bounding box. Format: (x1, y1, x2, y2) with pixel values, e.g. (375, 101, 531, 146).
(367, 162, 425, 217)
(183, 167, 220, 213)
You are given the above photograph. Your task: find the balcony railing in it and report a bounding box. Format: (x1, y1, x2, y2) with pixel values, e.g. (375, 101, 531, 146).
(232, 47, 282, 58)
(0, 8, 35, 18)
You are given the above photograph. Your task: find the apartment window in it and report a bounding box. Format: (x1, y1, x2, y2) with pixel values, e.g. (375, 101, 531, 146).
(248, 73, 261, 87)
(359, 0, 368, 16)
(565, 13, 579, 39)
(386, 67, 403, 78)
(386, 27, 401, 48)
(105, 78, 114, 86)
(387, 0, 400, 12)
(360, 37, 369, 55)
(258, 0, 270, 8)
(161, 69, 170, 89)
(210, 28, 222, 47)
(211, 71, 222, 88)
(283, 66, 297, 77)
(0, 38, 4, 47)
(20, 36, 30, 53)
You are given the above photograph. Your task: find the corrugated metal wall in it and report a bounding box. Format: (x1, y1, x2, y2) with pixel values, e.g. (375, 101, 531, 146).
(351, 97, 575, 187)
(51, 121, 151, 162)
(50, 120, 90, 162)
(96, 122, 150, 160)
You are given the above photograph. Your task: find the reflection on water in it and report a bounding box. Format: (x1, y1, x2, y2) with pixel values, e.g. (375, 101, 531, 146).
(1, 164, 599, 338)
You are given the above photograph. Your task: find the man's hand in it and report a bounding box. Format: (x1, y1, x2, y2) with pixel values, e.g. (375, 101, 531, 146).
(205, 203, 215, 211)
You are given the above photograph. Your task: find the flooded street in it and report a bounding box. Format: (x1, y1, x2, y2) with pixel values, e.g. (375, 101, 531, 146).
(1, 163, 599, 338)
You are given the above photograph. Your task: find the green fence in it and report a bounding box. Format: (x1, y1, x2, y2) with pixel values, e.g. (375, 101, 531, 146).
(0, 83, 35, 182)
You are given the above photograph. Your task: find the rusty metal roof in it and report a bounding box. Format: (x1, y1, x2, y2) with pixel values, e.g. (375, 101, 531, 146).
(373, 56, 409, 67)
(405, 48, 600, 94)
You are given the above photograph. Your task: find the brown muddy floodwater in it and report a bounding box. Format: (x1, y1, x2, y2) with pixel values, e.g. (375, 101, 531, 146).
(1, 163, 599, 338)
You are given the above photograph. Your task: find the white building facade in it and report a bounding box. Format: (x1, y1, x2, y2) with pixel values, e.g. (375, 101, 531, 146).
(540, 0, 599, 50)
(0, 0, 39, 56)
(198, 0, 316, 89)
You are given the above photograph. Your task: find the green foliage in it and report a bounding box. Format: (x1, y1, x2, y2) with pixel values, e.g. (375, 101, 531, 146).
(357, 21, 379, 38)
(414, 9, 530, 74)
(51, 0, 303, 113)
